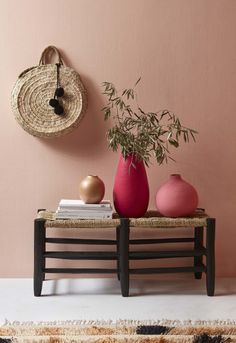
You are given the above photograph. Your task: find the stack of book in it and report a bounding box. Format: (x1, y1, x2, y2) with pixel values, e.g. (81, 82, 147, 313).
(55, 199, 113, 219)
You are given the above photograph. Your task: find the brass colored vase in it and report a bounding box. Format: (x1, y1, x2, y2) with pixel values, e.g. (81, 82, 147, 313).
(79, 175, 105, 204)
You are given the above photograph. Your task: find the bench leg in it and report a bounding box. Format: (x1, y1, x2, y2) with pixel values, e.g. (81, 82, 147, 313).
(194, 226, 204, 279)
(206, 218, 215, 296)
(34, 218, 46, 296)
(119, 218, 130, 297)
(116, 225, 120, 280)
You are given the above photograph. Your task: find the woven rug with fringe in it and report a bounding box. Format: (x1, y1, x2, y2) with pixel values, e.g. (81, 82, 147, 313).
(0, 320, 236, 342)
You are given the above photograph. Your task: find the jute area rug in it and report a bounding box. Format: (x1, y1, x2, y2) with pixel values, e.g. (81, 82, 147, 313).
(0, 320, 236, 343)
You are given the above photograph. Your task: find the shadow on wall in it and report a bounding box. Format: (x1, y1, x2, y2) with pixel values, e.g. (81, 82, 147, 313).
(37, 48, 109, 158)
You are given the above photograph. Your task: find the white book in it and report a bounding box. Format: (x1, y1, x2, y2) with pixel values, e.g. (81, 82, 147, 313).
(59, 206, 112, 212)
(55, 211, 113, 219)
(57, 208, 112, 214)
(59, 199, 112, 211)
(56, 209, 113, 216)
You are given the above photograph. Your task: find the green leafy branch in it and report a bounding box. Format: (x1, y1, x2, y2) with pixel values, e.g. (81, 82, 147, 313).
(101, 79, 197, 167)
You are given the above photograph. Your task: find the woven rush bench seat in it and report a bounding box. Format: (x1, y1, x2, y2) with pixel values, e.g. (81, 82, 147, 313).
(37, 209, 209, 228)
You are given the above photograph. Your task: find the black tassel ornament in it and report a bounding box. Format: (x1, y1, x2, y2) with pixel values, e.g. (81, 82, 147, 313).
(54, 104, 64, 115)
(55, 87, 64, 97)
(49, 63, 65, 115)
(49, 98, 59, 108)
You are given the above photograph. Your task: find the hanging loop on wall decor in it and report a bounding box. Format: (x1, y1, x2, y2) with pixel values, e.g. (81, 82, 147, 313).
(11, 45, 87, 138)
(39, 45, 65, 66)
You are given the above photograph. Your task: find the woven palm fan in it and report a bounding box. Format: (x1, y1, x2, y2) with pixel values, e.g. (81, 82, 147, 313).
(11, 46, 87, 138)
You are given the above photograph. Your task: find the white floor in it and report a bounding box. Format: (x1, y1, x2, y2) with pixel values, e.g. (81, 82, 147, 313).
(0, 277, 236, 324)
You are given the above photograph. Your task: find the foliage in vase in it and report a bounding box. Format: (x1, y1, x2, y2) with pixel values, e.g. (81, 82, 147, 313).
(101, 79, 197, 167)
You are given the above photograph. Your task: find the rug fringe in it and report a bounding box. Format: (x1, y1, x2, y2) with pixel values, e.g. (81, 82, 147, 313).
(3, 319, 236, 326)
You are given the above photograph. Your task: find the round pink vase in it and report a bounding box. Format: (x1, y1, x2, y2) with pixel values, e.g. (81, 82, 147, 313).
(156, 174, 198, 217)
(113, 154, 149, 218)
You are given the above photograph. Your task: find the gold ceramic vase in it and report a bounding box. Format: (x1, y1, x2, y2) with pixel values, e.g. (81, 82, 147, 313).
(79, 175, 105, 204)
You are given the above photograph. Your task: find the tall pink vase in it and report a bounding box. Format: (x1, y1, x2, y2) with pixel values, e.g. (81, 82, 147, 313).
(156, 174, 198, 217)
(113, 155, 149, 218)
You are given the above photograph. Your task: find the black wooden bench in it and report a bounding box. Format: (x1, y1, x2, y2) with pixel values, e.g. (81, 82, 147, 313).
(34, 209, 215, 296)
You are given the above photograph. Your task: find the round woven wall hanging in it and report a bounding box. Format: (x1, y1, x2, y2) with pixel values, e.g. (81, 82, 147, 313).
(11, 46, 87, 138)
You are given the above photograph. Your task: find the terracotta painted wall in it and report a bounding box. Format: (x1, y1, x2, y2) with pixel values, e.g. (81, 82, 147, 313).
(0, 0, 236, 277)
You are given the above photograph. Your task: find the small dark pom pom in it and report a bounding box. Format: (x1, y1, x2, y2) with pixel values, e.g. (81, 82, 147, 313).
(55, 87, 64, 97)
(49, 98, 59, 108)
(54, 105, 64, 115)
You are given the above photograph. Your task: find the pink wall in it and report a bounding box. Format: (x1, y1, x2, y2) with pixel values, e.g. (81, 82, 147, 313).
(0, 0, 236, 277)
